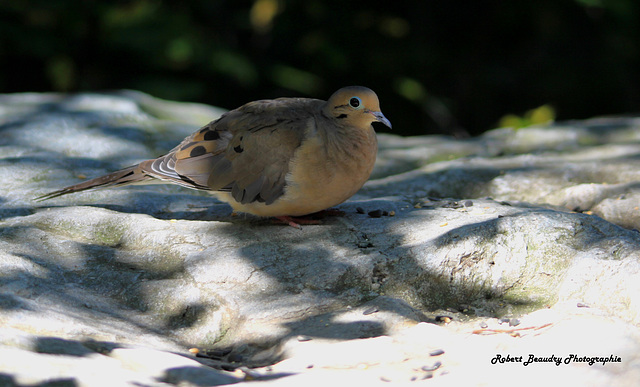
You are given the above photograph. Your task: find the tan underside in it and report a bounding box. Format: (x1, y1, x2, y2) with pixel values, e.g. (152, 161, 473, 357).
(219, 127, 377, 217)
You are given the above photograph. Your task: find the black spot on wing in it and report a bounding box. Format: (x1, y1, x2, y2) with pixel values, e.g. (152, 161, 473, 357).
(204, 130, 220, 141)
(190, 146, 207, 157)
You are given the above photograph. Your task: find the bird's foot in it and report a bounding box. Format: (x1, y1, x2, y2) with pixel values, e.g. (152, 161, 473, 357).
(273, 216, 320, 229)
(273, 209, 346, 229)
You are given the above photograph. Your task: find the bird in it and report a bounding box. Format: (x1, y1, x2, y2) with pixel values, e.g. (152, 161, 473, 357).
(37, 86, 392, 228)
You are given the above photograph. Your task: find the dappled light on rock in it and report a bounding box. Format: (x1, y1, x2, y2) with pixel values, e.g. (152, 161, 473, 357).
(1, 92, 640, 385)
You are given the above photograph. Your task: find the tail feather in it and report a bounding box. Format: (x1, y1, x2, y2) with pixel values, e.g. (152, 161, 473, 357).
(35, 165, 153, 201)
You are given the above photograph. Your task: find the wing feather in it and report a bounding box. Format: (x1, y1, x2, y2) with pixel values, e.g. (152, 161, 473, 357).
(138, 98, 320, 204)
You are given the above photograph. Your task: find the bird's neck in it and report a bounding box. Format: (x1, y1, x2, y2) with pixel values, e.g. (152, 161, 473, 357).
(324, 123, 377, 170)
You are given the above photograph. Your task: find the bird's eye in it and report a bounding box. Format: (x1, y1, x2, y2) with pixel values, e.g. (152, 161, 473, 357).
(349, 96, 363, 109)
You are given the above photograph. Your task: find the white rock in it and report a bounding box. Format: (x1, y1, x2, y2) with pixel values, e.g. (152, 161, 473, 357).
(1, 91, 640, 385)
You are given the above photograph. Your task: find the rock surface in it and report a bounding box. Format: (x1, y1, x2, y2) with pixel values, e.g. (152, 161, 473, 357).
(1, 91, 640, 386)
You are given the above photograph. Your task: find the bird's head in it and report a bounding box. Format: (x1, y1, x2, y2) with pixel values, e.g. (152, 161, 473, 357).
(325, 86, 392, 130)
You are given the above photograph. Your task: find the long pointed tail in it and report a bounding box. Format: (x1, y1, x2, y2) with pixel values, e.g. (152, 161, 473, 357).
(35, 165, 153, 201)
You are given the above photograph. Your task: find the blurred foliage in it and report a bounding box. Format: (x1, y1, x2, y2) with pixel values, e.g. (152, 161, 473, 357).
(499, 105, 556, 129)
(0, 0, 638, 137)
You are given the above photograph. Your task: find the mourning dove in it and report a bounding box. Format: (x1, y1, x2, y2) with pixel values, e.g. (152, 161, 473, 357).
(37, 86, 392, 228)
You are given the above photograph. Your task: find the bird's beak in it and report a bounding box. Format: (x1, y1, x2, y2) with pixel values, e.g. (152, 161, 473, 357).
(370, 111, 392, 129)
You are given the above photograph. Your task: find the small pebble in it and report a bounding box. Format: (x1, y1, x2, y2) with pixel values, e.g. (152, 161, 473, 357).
(464, 200, 474, 207)
(306, 364, 314, 369)
(577, 302, 590, 308)
(422, 373, 434, 380)
(188, 347, 199, 354)
(356, 207, 365, 214)
(499, 318, 511, 325)
(429, 349, 445, 357)
(435, 316, 452, 323)
(368, 209, 383, 218)
(363, 306, 379, 315)
(389, 210, 395, 216)
(479, 321, 488, 328)
(509, 318, 521, 327)
(297, 335, 312, 342)
(421, 361, 442, 372)
(442, 201, 463, 209)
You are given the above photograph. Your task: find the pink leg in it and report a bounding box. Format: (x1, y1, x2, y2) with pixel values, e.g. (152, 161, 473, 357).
(273, 209, 346, 229)
(274, 216, 320, 229)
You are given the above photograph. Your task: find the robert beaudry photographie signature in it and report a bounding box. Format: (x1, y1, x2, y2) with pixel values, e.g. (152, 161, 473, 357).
(491, 354, 622, 366)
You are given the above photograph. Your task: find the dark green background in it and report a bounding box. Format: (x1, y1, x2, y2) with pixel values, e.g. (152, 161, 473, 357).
(1, 0, 638, 136)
